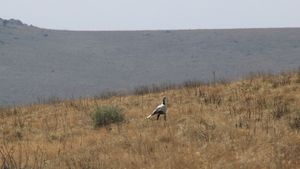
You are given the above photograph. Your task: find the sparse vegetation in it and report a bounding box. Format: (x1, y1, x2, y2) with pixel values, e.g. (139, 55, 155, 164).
(1, 71, 300, 168)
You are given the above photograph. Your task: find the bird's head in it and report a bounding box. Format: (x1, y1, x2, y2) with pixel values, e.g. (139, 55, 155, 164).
(162, 96, 166, 104)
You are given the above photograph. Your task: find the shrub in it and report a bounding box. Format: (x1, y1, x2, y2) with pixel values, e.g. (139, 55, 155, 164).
(91, 105, 124, 127)
(3, 20, 9, 26)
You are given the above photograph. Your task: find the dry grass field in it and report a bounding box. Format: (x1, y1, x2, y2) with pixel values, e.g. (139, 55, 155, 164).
(1, 70, 300, 168)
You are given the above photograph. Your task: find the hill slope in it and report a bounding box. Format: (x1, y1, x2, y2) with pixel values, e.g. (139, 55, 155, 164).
(1, 18, 300, 106)
(1, 71, 300, 168)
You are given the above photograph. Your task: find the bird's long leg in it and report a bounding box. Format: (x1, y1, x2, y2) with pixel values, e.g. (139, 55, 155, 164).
(157, 114, 160, 120)
(164, 114, 166, 121)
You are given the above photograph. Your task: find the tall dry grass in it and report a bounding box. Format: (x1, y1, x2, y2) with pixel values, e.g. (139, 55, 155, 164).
(1, 71, 300, 168)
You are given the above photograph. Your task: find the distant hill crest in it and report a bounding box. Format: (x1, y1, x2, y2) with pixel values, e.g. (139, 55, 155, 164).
(1, 18, 24, 25)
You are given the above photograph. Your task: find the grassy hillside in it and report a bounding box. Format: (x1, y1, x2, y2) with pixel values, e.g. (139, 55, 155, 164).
(1, 71, 300, 168)
(1, 19, 300, 106)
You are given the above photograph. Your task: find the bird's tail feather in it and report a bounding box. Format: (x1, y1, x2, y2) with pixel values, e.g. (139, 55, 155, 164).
(146, 114, 152, 119)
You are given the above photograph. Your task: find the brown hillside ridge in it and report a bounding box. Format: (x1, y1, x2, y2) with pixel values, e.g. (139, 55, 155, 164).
(1, 71, 300, 168)
(1, 18, 300, 106)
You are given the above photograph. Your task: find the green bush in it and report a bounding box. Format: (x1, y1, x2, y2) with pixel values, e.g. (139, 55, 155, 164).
(91, 105, 124, 127)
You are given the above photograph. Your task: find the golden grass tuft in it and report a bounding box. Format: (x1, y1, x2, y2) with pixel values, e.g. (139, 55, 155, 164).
(1, 72, 300, 168)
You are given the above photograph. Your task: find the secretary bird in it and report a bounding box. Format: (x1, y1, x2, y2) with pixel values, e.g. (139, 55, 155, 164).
(146, 96, 167, 121)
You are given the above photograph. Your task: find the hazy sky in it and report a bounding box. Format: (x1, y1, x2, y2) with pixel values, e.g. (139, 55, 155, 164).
(1, 0, 300, 31)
